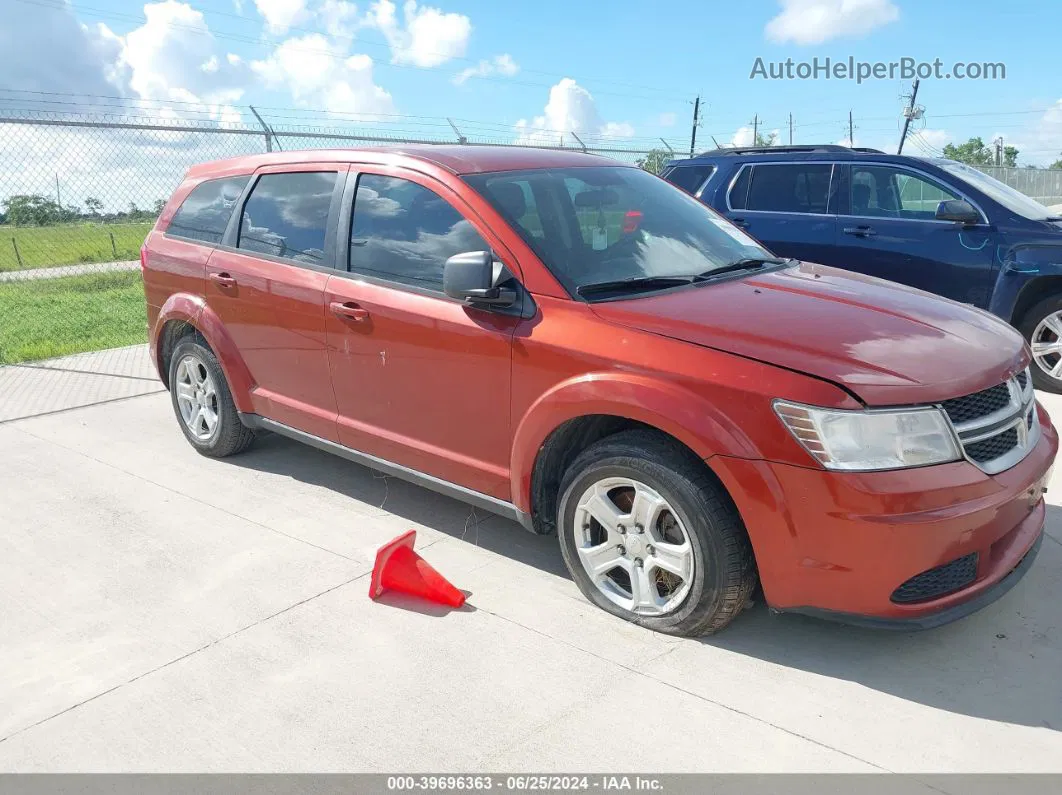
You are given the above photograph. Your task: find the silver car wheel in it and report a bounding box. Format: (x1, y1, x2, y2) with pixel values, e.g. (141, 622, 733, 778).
(571, 476, 694, 616)
(1032, 310, 1062, 380)
(174, 354, 219, 441)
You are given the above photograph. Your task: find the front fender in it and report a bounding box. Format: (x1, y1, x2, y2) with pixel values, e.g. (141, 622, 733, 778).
(989, 245, 1062, 321)
(153, 293, 256, 413)
(509, 373, 759, 513)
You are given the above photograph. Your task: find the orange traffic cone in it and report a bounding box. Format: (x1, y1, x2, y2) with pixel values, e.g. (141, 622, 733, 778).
(369, 530, 466, 608)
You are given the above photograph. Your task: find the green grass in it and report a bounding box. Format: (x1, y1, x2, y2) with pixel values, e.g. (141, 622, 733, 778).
(0, 222, 153, 272)
(0, 270, 148, 364)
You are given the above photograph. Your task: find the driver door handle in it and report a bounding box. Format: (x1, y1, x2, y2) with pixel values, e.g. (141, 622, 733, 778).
(209, 271, 237, 288)
(330, 301, 370, 322)
(843, 225, 877, 238)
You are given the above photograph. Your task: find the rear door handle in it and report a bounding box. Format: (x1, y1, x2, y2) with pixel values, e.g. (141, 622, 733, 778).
(329, 301, 370, 322)
(730, 217, 749, 229)
(209, 271, 237, 288)
(843, 226, 877, 238)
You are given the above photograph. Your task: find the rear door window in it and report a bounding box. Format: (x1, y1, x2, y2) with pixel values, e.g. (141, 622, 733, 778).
(166, 176, 248, 245)
(746, 164, 833, 214)
(349, 174, 489, 292)
(663, 164, 715, 195)
(237, 171, 339, 265)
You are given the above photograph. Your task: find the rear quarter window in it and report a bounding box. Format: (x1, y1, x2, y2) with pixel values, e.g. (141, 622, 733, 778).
(663, 164, 716, 195)
(166, 176, 249, 245)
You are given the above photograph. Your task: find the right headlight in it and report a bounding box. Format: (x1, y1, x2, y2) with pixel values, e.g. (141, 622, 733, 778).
(773, 401, 962, 472)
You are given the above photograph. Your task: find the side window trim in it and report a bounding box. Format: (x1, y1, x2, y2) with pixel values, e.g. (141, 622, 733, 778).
(725, 164, 752, 211)
(219, 166, 348, 272)
(839, 162, 987, 224)
(733, 161, 835, 216)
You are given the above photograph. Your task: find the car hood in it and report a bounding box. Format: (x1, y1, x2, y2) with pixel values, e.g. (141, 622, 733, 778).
(589, 262, 1029, 406)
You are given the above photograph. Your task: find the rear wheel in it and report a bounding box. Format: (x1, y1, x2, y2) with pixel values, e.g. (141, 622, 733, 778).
(557, 430, 757, 636)
(168, 338, 256, 457)
(1020, 295, 1062, 393)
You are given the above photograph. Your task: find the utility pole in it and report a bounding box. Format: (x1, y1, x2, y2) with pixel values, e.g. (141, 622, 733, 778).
(689, 95, 700, 157)
(752, 114, 759, 144)
(848, 110, 854, 147)
(897, 78, 921, 154)
(994, 136, 1004, 166)
(788, 113, 793, 145)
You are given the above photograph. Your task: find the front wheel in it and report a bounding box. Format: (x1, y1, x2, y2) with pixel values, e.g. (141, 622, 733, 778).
(1020, 295, 1062, 393)
(556, 430, 757, 637)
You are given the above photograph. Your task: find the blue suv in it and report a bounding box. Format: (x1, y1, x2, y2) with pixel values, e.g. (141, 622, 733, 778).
(663, 145, 1062, 392)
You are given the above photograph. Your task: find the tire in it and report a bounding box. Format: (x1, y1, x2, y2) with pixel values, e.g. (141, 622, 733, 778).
(556, 430, 757, 637)
(168, 337, 256, 457)
(1019, 294, 1062, 393)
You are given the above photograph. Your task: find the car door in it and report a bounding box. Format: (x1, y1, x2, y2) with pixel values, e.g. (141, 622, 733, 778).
(205, 163, 347, 441)
(723, 162, 840, 264)
(832, 163, 998, 307)
(323, 168, 521, 499)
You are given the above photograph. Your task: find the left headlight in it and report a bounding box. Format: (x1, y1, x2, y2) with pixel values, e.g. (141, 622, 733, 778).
(773, 401, 962, 471)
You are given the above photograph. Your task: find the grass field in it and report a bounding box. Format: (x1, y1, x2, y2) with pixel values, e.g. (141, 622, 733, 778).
(0, 222, 153, 272)
(0, 270, 148, 364)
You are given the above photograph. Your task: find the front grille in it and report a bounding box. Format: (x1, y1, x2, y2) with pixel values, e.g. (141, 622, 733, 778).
(891, 553, 979, 604)
(966, 427, 1019, 463)
(939, 369, 1036, 475)
(941, 383, 1010, 425)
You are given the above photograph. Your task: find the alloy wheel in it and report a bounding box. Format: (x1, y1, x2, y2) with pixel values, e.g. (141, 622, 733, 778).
(174, 354, 220, 441)
(571, 477, 694, 616)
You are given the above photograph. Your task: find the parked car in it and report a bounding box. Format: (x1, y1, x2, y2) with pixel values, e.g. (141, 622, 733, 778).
(662, 145, 1062, 392)
(142, 146, 1057, 636)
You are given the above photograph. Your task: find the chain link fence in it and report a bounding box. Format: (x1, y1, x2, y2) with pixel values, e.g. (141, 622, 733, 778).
(0, 110, 674, 366)
(2, 110, 1060, 367)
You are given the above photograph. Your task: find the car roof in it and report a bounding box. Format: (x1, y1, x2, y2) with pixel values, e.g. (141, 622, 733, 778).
(186, 144, 626, 180)
(665, 146, 955, 169)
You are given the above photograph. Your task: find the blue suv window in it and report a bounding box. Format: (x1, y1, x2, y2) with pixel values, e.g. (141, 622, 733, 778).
(745, 164, 832, 214)
(850, 165, 959, 220)
(663, 164, 715, 195)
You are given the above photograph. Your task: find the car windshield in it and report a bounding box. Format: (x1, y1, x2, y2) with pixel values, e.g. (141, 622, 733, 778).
(938, 160, 1055, 220)
(463, 166, 775, 297)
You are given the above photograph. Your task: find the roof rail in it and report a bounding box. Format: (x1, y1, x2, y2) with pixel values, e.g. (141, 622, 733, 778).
(695, 144, 885, 156)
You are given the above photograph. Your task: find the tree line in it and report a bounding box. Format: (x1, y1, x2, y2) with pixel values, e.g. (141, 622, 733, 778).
(0, 194, 166, 226)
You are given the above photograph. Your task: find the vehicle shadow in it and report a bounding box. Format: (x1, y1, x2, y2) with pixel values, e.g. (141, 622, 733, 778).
(702, 517, 1062, 732)
(228, 431, 569, 579)
(229, 432, 1061, 731)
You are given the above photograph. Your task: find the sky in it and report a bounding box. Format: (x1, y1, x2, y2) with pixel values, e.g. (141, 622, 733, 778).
(0, 0, 1060, 165)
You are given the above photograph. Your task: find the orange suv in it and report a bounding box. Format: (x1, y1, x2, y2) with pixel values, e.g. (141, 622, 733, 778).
(142, 146, 1057, 635)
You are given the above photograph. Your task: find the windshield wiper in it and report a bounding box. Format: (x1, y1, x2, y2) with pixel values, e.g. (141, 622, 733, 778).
(576, 275, 697, 298)
(698, 257, 790, 280)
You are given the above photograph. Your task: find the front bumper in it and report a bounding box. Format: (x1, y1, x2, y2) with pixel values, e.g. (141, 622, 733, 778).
(711, 402, 1058, 628)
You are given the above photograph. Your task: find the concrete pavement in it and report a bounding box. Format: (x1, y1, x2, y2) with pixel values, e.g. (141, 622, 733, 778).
(0, 260, 140, 283)
(0, 346, 1060, 772)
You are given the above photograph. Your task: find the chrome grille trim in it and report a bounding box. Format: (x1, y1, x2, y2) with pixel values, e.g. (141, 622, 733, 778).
(939, 367, 1038, 476)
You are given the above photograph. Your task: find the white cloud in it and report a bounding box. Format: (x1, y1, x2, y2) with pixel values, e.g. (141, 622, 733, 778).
(658, 112, 677, 128)
(364, 0, 471, 67)
(453, 54, 519, 85)
(254, 0, 309, 34)
(121, 1, 244, 109)
(514, 78, 634, 145)
(319, 0, 360, 37)
(765, 0, 899, 45)
(251, 34, 395, 117)
(730, 126, 780, 147)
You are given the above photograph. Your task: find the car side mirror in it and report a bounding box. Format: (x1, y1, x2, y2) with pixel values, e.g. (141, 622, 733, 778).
(443, 250, 517, 307)
(936, 199, 980, 225)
